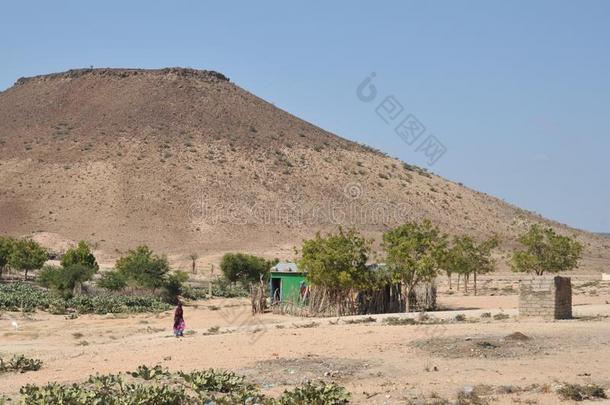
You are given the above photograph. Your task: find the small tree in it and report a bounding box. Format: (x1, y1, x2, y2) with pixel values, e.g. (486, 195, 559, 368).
(9, 238, 48, 280)
(98, 270, 128, 291)
(383, 220, 447, 312)
(61, 241, 99, 271)
(0, 236, 15, 279)
(189, 253, 198, 274)
(298, 228, 371, 315)
(220, 253, 270, 286)
(38, 264, 97, 298)
(115, 245, 170, 291)
(164, 271, 189, 304)
(511, 225, 583, 276)
(444, 235, 498, 295)
(300, 228, 370, 292)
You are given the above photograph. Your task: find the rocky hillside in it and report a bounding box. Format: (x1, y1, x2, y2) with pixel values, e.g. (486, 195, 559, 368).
(0, 68, 608, 271)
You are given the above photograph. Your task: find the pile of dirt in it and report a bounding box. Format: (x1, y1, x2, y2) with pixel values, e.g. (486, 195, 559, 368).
(413, 334, 544, 359)
(239, 355, 370, 386)
(504, 331, 530, 341)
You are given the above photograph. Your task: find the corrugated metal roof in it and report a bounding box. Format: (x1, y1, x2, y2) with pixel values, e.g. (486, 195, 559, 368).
(271, 261, 301, 273)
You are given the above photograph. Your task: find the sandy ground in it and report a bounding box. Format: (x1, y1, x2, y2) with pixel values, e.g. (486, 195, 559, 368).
(1, 288, 610, 404)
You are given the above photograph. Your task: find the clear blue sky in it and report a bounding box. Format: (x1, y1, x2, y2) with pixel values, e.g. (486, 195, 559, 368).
(2, 1, 609, 232)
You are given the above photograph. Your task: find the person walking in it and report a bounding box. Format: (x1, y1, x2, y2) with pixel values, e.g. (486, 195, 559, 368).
(173, 302, 185, 338)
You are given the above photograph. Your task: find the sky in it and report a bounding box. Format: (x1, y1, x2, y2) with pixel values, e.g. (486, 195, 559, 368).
(1, 1, 609, 232)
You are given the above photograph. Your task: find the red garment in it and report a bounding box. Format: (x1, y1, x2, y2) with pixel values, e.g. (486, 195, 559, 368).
(174, 305, 184, 329)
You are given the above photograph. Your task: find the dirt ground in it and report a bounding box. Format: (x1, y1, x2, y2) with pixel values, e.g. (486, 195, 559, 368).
(1, 282, 610, 404)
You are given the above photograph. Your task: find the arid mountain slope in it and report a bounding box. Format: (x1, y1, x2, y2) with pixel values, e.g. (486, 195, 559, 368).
(0, 68, 608, 270)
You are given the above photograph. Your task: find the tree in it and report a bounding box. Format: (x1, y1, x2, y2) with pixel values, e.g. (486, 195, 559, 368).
(38, 264, 97, 298)
(8, 238, 48, 280)
(0, 236, 15, 279)
(61, 241, 99, 271)
(299, 228, 371, 291)
(444, 235, 498, 295)
(220, 253, 270, 286)
(97, 270, 128, 291)
(114, 245, 170, 291)
(298, 228, 371, 315)
(164, 271, 189, 304)
(383, 220, 447, 311)
(511, 225, 583, 276)
(188, 253, 198, 274)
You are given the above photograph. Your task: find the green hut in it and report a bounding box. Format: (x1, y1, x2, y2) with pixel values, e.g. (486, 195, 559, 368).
(269, 262, 307, 304)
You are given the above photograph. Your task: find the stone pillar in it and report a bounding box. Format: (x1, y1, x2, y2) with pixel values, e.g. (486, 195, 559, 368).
(518, 276, 572, 319)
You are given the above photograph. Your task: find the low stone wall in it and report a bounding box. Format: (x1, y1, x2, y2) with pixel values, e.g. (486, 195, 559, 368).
(519, 276, 572, 319)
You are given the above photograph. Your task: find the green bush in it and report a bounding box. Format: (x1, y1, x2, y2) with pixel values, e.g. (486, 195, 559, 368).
(0, 236, 15, 277)
(212, 278, 249, 298)
(0, 283, 51, 312)
(37, 264, 96, 298)
(178, 369, 252, 394)
(97, 270, 128, 291)
(181, 279, 251, 301)
(0, 354, 42, 374)
(164, 271, 189, 304)
(67, 294, 171, 314)
(61, 241, 99, 271)
(0, 283, 170, 314)
(278, 381, 350, 404)
(8, 238, 48, 280)
(115, 246, 170, 291)
(220, 253, 271, 285)
(17, 366, 351, 404)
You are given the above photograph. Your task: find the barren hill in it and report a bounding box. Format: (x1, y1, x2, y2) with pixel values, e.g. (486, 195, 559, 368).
(0, 68, 608, 271)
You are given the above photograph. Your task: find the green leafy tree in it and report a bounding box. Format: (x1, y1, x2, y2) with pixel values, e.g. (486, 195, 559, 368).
(8, 238, 48, 280)
(444, 235, 498, 295)
(115, 245, 170, 291)
(164, 271, 189, 303)
(61, 241, 99, 271)
(38, 264, 97, 298)
(511, 224, 583, 276)
(220, 253, 271, 285)
(383, 220, 447, 311)
(97, 270, 128, 291)
(299, 228, 371, 291)
(0, 236, 15, 279)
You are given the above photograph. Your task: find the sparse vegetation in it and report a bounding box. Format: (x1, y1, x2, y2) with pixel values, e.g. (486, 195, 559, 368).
(556, 383, 606, 401)
(0, 354, 42, 374)
(343, 316, 376, 324)
(0, 283, 170, 313)
(17, 366, 350, 404)
(293, 321, 319, 328)
(383, 316, 417, 325)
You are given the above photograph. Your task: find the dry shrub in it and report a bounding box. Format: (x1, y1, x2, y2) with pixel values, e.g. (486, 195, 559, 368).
(556, 383, 606, 401)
